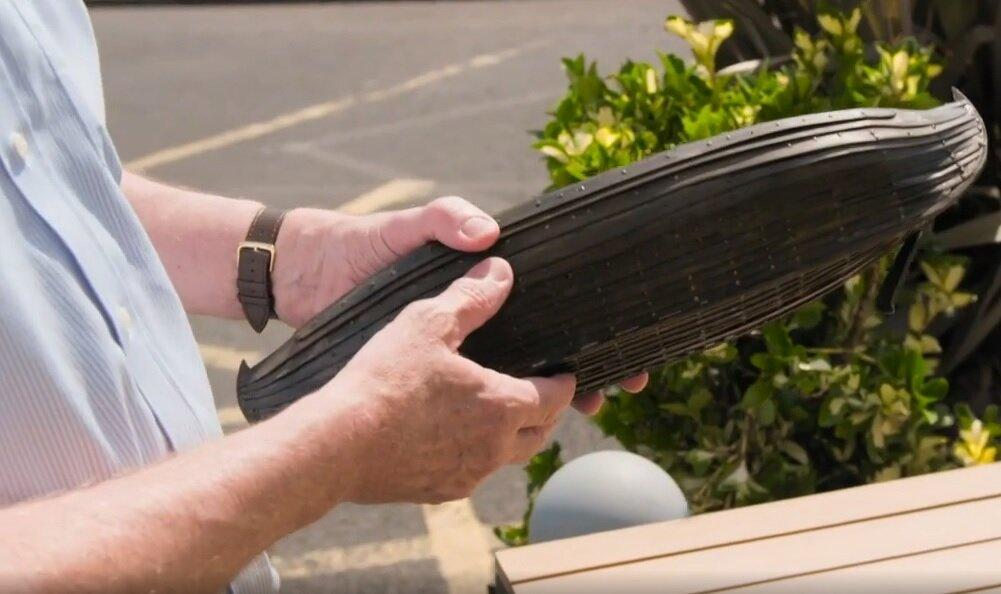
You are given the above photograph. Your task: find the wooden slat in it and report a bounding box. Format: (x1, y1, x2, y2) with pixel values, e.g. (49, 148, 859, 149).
(962, 586, 1001, 594)
(513, 495, 1001, 594)
(723, 538, 1001, 594)
(496, 463, 1001, 588)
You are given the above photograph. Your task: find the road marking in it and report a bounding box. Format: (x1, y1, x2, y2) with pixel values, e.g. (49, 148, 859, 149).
(216, 405, 248, 433)
(279, 144, 410, 181)
(125, 97, 354, 173)
(339, 179, 435, 214)
(199, 343, 259, 372)
(124, 42, 542, 173)
(305, 92, 552, 149)
(422, 499, 497, 594)
(270, 534, 432, 577)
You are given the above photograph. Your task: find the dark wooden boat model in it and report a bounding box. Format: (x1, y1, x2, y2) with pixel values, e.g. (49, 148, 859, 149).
(237, 91, 987, 421)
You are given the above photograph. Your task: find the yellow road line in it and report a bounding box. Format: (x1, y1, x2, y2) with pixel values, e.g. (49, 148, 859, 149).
(422, 499, 497, 594)
(270, 534, 432, 577)
(124, 43, 540, 173)
(338, 178, 435, 214)
(216, 405, 248, 433)
(199, 343, 259, 372)
(126, 97, 355, 173)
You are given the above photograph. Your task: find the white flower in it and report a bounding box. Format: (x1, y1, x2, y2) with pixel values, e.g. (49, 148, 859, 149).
(891, 50, 909, 93)
(596, 106, 617, 128)
(955, 420, 997, 466)
(539, 145, 568, 164)
(595, 127, 620, 148)
(664, 16, 734, 74)
(722, 460, 749, 487)
(557, 129, 593, 156)
(645, 67, 658, 94)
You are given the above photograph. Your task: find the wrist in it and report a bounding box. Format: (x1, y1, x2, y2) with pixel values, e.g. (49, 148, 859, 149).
(236, 205, 288, 332)
(270, 207, 305, 324)
(271, 208, 350, 327)
(180, 196, 263, 319)
(282, 373, 374, 506)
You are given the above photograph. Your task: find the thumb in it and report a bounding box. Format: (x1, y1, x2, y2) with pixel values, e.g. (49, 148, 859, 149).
(372, 196, 500, 257)
(419, 257, 513, 349)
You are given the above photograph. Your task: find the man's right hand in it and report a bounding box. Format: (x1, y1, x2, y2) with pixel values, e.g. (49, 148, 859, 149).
(0, 260, 576, 593)
(322, 257, 576, 505)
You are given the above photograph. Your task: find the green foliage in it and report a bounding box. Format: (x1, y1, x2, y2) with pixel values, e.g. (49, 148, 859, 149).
(535, 8, 941, 189)
(497, 10, 997, 547)
(681, 0, 1001, 403)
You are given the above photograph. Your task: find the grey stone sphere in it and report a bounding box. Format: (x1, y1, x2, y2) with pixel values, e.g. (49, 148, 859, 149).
(528, 450, 689, 544)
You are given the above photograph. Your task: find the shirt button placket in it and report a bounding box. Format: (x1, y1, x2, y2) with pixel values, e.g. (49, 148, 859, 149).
(9, 131, 30, 163)
(117, 305, 134, 342)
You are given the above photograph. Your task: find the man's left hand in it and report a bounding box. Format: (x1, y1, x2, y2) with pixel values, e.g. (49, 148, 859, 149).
(270, 196, 648, 413)
(272, 196, 500, 328)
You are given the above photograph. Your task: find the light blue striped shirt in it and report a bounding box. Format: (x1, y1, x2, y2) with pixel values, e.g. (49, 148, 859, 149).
(0, 1, 277, 591)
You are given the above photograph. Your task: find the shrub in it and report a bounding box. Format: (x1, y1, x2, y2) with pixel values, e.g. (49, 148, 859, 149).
(681, 0, 1001, 410)
(496, 8, 998, 547)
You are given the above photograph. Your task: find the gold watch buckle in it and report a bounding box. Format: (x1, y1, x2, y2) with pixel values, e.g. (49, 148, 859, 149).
(238, 241, 276, 272)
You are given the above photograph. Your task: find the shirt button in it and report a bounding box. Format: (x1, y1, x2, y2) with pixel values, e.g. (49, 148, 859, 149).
(9, 132, 29, 161)
(117, 306, 134, 334)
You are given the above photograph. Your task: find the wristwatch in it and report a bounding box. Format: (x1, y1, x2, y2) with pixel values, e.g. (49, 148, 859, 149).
(236, 207, 287, 333)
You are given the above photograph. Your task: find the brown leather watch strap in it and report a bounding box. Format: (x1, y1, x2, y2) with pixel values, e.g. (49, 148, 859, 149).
(237, 207, 287, 333)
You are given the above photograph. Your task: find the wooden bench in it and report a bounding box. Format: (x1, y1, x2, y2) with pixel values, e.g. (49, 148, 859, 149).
(494, 462, 1001, 593)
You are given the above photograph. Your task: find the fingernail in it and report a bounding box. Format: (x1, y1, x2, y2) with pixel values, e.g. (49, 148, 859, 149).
(486, 258, 512, 283)
(469, 257, 512, 284)
(460, 216, 498, 240)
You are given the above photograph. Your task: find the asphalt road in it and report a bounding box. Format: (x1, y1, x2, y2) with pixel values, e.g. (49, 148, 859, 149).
(90, 2, 687, 592)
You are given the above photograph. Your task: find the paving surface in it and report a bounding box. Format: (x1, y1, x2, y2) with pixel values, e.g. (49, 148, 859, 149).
(90, 2, 686, 592)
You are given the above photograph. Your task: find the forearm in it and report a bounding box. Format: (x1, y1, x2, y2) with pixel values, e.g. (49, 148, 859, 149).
(121, 171, 262, 318)
(0, 391, 360, 594)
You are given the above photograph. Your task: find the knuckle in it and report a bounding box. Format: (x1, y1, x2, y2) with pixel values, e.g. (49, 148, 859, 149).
(404, 300, 458, 338)
(522, 425, 546, 441)
(525, 426, 556, 457)
(427, 195, 471, 217)
(541, 375, 578, 407)
(540, 407, 561, 428)
(451, 476, 478, 499)
(454, 279, 493, 313)
(401, 299, 434, 322)
(558, 374, 579, 398)
(426, 355, 457, 382)
(484, 392, 525, 428)
(442, 358, 483, 390)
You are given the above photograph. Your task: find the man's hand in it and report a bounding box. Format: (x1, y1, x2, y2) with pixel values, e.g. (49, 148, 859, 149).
(121, 175, 648, 412)
(271, 196, 648, 414)
(272, 196, 500, 327)
(0, 257, 577, 593)
(322, 257, 575, 503)
(9, 186, 645, 593)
